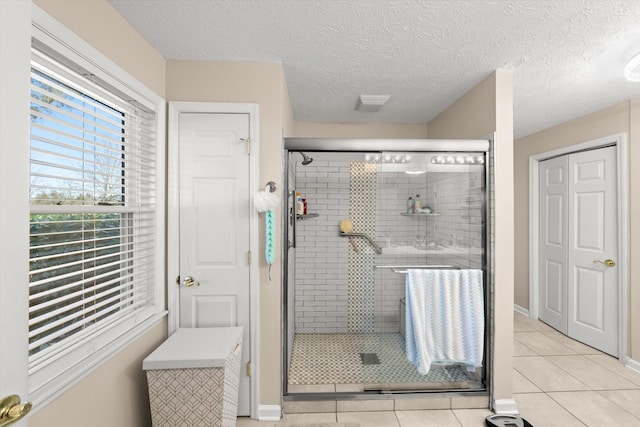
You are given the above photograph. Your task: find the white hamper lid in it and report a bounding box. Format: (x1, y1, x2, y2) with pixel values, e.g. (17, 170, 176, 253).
(143, 327, 243, 370)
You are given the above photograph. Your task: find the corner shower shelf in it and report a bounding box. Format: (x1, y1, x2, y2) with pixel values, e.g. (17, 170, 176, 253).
(296, 213, 319, 220)
(400, 212, 441, 217)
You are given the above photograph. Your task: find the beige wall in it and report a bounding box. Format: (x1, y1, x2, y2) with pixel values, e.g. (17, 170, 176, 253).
(34, 0, 166, 98)
(428, 70, 515, 405)
(428, 75, 496, 140)
(514, 100, 640, 361)
(631, 100, 640, 360)
(281, 74, 296, 135)
(29, 321, 167, 427)
(30, 2, 168, 426)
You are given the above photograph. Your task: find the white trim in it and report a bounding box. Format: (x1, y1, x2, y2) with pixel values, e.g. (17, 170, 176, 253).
(257, 405, 282, 421)
(528, 155, 540, 320)
(616, 137, 629, 362)
(493, 398, 519, 415)
(625, 357, 640, 374)
(528, 134, 628, 360)
(513, 304, 530, 317)
(167, 102, 260, 419)
(0, 0, 31, 406)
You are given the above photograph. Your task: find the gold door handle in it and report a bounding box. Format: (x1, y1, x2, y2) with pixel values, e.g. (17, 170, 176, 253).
(183, 276, 200, 287)
(593, 259, 616, 267)
(0, 395, 32, 427)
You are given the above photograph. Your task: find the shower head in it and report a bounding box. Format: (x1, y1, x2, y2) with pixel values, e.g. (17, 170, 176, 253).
(300, 152, 314, 165)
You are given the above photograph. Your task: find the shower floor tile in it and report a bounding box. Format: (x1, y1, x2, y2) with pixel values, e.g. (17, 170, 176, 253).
(288, 333, 473, 387)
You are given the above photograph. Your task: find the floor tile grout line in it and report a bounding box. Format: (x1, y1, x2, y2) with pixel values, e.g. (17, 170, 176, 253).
(542, 354, 640, 391)
(513, 331, 578, 355)
(513, 355, 591, 393)
(583, 355, 640, 388)
(593, 389, 640, 422)
(546, 390, 637, 426)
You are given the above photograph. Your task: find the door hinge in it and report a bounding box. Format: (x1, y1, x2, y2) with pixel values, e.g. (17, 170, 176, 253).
(247, 361, 251, 377)
(240, 137, 251, 155)
(247, 250, 252, 265)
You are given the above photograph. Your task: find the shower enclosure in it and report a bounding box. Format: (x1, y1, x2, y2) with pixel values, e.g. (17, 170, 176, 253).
(282, 138, 491, 398)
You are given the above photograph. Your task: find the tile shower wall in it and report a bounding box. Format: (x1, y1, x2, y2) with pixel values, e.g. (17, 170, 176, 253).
(295, 159, 484, 334)
(375, 166, 485, 333)
(295, 161, 351, 333)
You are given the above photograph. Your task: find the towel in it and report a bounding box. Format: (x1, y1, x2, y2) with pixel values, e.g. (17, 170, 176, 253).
(405, 269, 484, 374)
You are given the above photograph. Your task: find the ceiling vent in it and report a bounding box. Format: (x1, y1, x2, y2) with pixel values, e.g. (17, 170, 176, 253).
(356, 95, 390, 112)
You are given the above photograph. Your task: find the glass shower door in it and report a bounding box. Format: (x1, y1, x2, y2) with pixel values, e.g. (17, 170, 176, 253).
(284, 149, 487, 394)
(372, 151, 486, 390)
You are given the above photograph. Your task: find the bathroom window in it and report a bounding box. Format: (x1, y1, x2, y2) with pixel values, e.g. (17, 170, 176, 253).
(26, 13, 165, 402)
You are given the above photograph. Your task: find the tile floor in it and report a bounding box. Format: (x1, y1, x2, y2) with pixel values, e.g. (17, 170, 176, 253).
(236, 313, 640, 426)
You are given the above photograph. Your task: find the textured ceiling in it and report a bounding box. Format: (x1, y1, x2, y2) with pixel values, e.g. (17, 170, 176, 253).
(108, 0, 640, 137)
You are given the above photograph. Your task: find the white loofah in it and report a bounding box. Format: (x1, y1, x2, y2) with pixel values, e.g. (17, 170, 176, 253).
(254, 191, 279, 212)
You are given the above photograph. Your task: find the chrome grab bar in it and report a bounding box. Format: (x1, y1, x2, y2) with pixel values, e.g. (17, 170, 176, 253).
(339, 232, 383, 254)
(375, 265, 458, 274)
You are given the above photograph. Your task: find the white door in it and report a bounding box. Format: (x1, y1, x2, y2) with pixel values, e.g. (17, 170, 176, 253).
(539, 156, 569, 334)
(567, 147, 618, 356)
(539, 146, 618, 356)
(177, 112, 252, 415)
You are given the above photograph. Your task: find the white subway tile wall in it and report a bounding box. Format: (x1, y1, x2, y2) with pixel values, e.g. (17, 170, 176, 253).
(295, 161, 351, 333)
(294, 158, 485, 334)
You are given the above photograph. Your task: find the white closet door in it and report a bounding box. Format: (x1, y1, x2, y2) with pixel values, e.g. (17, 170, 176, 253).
(539, 146, 618, 356)
(567, 146, 618, 356)
(539, 156, 569, 334)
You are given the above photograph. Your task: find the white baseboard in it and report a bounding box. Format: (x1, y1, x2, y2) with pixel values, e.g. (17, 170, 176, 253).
(493, 398, 519, 415)
(513, 304, 530, 317)
(258, 405, 282, 421)
(625, 357, 640, 374)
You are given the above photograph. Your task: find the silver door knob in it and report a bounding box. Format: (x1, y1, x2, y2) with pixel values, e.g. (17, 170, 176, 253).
(183, 276, 200, 287)
(593, 259, 616, 267)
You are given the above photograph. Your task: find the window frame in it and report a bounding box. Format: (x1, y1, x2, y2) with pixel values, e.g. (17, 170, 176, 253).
(25, 5, 166, 405)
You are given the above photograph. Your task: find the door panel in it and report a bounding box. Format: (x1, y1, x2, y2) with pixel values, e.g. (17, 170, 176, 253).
(192, 295, 238, 327)
(567, 146, 618, 356)
(575, 192, 605, 251)
(177, 112, 251, 415)
(574, 267, 605, 330)
(539, 156, 568, 333)
(544, 260, 564, 315)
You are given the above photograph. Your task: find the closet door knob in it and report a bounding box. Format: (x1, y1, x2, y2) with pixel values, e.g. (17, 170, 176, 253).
(593, 259, 616, 267)
(183, 275, 200, 286)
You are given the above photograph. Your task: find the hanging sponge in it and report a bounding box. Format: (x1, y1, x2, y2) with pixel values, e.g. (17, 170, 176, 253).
(339, 219, 353, 233)
(339, 219, 358, 252)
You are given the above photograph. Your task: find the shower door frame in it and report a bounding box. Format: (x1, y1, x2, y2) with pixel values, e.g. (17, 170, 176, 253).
(282, 138, 493, 401)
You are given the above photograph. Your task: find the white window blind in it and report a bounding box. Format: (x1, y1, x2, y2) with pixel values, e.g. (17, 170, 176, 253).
(28, 49, 158, 374)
